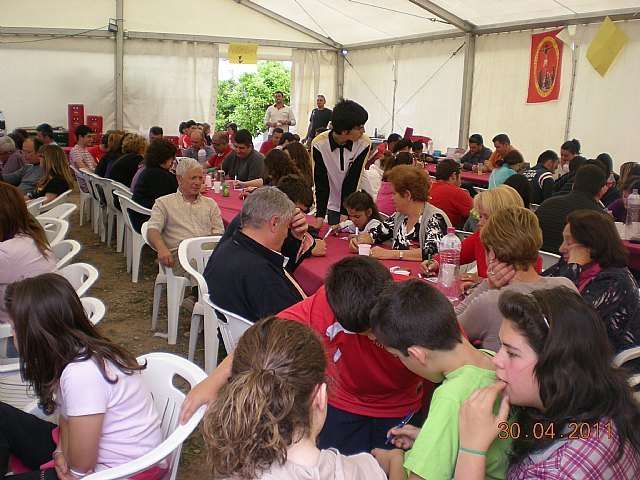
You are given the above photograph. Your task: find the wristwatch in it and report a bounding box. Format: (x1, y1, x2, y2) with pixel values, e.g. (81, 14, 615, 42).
(399, 251, 404, 260)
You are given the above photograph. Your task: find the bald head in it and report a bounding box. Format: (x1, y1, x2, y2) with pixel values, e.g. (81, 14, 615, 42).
(190, 129, 205, 149)
(212, 132, 229, 154)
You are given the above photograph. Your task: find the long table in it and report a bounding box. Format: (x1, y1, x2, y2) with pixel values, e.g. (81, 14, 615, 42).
(425, 163, 490, 187)
(204, 188, 425, 294)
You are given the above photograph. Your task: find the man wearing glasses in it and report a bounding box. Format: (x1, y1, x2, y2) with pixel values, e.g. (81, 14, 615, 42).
(207, 132, 233, 168)
(0, 136, 44, 194)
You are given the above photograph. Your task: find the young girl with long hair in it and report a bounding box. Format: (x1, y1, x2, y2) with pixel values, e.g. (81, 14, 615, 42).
(26, 144, 74, 204)
(203, 317, 386, 480)
(282, 141, 313, 187)
(455, 287, 640, 479)
(329, 190, 382, 236)
(0, 273, 165, 479)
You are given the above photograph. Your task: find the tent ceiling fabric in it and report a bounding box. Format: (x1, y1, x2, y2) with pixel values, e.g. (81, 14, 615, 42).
(253, 0, 640, 47)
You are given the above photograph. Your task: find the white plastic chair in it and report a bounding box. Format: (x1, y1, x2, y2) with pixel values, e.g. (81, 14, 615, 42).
(38, 203, 77, 222)
(82, 352, 207, 480)
(178, 236, 222, 372)
(38, 189, 73, 213)
(81, 296, 107, 325)
(51, 239, 82, 269)
(614, 346, 640, 402)
(111, 182, 132, 255)
(36, 217, 69, 245)
(116, 193, 151, 283)
(539, 250, 561, 271)
(26, 197, 45, 216)
(530, 203, 540, 212)
(84, 170, 106, 239)
(71, 166, 93, 226)
(141, 223, 191, 345)
(209, 298, 253, 355)
(58, 263, 99, 297)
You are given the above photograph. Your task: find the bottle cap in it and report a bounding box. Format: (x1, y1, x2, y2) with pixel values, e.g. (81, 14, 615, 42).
(447, 226, 456, 234)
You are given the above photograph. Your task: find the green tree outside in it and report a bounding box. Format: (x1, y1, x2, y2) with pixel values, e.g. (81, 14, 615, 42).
(216, 60, 291, 136)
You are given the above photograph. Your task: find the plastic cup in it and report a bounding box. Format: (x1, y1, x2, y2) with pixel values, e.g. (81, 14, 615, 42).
(213, 181, 221, 194)
(615, 222, 626, 239)
(204, 174, 212, 188)
(477, 164, 484, 176)
(358, 244, 371, 256)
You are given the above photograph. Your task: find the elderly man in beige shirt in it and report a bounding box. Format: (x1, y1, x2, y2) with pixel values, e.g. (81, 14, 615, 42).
(147, 158, 224, 278)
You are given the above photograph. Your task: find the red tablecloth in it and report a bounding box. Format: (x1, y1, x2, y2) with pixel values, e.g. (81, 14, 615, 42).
(204, 188, 430, 294)
(623, 241, 640, 271)
(426, 163, 489, 187)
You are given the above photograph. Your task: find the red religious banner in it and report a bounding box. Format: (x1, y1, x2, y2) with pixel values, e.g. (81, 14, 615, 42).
(527, 28, 563, 103)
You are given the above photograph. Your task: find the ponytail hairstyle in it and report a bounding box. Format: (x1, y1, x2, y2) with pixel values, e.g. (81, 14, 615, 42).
(203, 317, 327, 480)
(561, 138, 581, 155)
(5, 274, 144, 415)
(343, 190, 382, 222)
(498, 287, 640, 464)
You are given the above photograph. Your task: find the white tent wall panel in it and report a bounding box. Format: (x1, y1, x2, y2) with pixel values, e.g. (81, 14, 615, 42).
(1, 0, 115, 29)
(394, 38, 465, 151)
(124, 0, 319, 44)
(123, 40, 219, 135)
(291, 50, 337, 138)
(469, 30, 572, 166)
(342, 48, 396, 139)
(0, 37, 116, 131)
(569, 20, 640, 170)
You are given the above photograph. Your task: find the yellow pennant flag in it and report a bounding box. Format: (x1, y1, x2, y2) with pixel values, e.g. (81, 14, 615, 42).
(586, 17, 627, 77)
(228, 43, 258, 64)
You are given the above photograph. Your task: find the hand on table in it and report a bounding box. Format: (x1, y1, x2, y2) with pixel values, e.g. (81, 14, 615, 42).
(420, 259, 439, 276)
(370, 246, 397, 260)
(458, 382, 510, 453)
(313, 217, 325, 230)
(348, 233, 373, 253)
(312, 239, 327, 256)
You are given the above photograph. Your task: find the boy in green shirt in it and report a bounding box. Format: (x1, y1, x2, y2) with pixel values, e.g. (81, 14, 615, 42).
(370, 280, 510, 480)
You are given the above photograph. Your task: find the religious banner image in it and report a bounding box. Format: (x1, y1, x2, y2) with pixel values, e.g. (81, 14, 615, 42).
(527, 28, 563, 103)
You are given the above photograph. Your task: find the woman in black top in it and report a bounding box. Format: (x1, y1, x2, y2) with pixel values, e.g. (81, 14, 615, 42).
(107, 133, 147, 187)
(95, 131, 125, 178)
(26, 144, 74, 204)
(130, 139, 179, 232)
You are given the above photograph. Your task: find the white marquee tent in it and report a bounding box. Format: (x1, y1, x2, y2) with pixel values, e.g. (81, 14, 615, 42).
(2, 0, 639, 168)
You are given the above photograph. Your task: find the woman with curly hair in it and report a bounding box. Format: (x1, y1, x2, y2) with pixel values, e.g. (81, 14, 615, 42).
(203, 317, 386, 480)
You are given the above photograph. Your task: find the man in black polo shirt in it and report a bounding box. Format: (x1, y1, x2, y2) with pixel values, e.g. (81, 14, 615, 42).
(460, 133, 492, 172)
(303, 94, 333, 146)
(204, 187, 312, 322)
(536, 165, 608, 254)
(523, 150, 559, 205)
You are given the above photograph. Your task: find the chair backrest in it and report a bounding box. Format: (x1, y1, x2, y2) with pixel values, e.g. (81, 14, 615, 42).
(97, 177, 119, 211)
(530, 203, 540, 212)
(38, 203, 77, 222)
(82, 352, 207, 480)
(80, 296, 106, 325)
(116, 193, 152, 232)
(84, 170, 105, 203)
(36, 217, 69, 245)
(58, 263, 99, 297)
(208, 296, 253, 353)
(177, 236, 221, 297)
(26, 197, 45, 216)
(39, 189, 73, 213)
(539, 250, 561, 271)
(51, 239, 82, 269)
(112, 181, 132, 199)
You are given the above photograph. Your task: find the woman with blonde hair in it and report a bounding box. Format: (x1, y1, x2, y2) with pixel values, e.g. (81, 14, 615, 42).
(25, 144, 74, 204)
(422, 185, 539, 279)
(95, 130, 125, 178)
(203, 317, 386, 480)
(107, 133, 148, 188)
(455, 206, 576, 353)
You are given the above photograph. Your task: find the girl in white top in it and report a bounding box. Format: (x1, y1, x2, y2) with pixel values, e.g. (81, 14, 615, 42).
(329, 190, 382, 236)
(1, 273, 164, 480)
(203, 317, 386, 480)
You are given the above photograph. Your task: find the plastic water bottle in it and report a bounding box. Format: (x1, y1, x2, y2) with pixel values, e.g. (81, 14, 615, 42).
(625, 189, 640, 240)
(427, 139, 434, 156)
(438, 226, 462, 300)
(607, 172, 616, 189)
(197, 147, 206, 165)
(0, 110, 6, 136)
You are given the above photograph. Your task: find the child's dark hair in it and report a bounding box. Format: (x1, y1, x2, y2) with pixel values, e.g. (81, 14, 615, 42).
(325, 256, 392, 333)
(343, 190, 381, 222)
(371, 280, 462, 355)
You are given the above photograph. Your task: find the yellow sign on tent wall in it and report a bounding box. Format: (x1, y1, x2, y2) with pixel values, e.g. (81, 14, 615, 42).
(228, 43, 258, 64)
(586, 17, 627, 77)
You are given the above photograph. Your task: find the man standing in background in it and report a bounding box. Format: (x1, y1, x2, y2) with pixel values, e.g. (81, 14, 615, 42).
(303, 95, 332, 146)
(264, 91, 296, 136)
